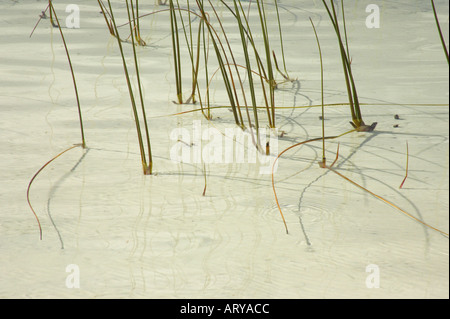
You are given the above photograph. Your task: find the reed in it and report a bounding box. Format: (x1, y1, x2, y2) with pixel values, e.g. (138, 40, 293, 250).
(198, 0, 278, 150)
(195, 0, 242, 126)
(130, 0, 146, 46)
(272, 131, 354, 234)
(27, 2, 88, 240)
(97, 0, 116, 37)
(108, 0, 153, 175)
(27, 144, 83, 240)
(48, 0, 58, 27)
(272, 134, 448, 237)
(209, 0, 263, 134)
(30, 3, 50, 38)
(30, 1, 448, 243)
(431, 0, 449, 64)
(255, 0, 276, 127)
(234, 1, 258, 122)
(273, 0, 292, 81)
(322, 0, 376, 132)
(399, 142, 409, 189)
(169, 0, 184, 104)
(221, 0, 289, 130)
(325, 155, 448, 238)
(49, 1, 86, 149)
(127, 0, 153, 174)
(174, 0, 202, 104)
(309, 17, 326, 167)
(201, 13, 211, 119)
(233, 0, 261, 149)
(133, 0, 280, 139)
(236, 0, 274, 131)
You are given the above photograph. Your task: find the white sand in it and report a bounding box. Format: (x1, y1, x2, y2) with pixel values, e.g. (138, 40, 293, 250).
(0, 0, 448, 299)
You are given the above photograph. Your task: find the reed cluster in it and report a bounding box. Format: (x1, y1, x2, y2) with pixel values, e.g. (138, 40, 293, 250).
(28, 1, 449, 240)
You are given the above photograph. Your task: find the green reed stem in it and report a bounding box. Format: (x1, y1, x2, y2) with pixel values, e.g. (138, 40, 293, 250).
(108, 0, 150, 174)
(135, 0, 142, 43)
(130, 0, 145, 45)
(256, 0, 276, 127)
(169, 0, 184, 104)
(201, 15, 211, 119)
(322, 0, 363, 128)
(234, 0, 272, 128)
(234, 0, 261, 149)
(196, 0, 241, 126)
(49, 1, 86, 148)
(310, 18, 326, 164)
(175, 0, 201, 104)
(207, 0, 250, 127)
(126, 0, 153, 174)
(274, 0, 290, 80)
(97, 0, 116, 36)
(431, 0, 449, 64)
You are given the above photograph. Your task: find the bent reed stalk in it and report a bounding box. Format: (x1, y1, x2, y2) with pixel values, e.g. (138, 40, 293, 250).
(272, 136, 449, 237)
(27, 144, 84, 240)
(27, 2, 87, 240)
(49, 1, 86, 149)
(272, 131, 355, 234)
